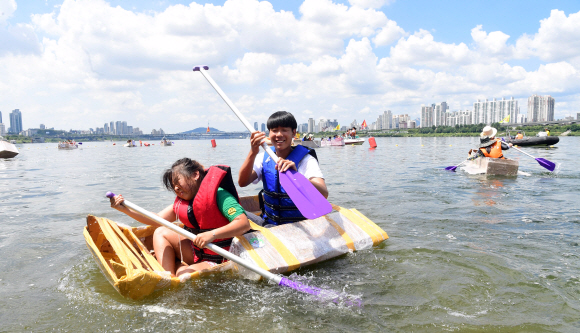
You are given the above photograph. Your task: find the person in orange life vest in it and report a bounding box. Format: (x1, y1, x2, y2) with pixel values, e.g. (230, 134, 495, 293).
(477, 126, 513, 159)
(109, 158, 250, 277)
(238, 111, 328, 226)
(515, 131, 524, 140)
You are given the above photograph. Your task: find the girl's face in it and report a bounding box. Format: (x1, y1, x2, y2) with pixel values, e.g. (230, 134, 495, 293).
(172, 171, 200, 201)
(268, 126, 296, 151)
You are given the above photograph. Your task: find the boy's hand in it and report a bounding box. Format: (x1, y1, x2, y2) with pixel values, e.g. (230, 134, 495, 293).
(250, 131, 266, 154)
(276, 158, 297, 173)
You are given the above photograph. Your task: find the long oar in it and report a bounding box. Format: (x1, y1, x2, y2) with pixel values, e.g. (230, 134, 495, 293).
(193, 66, 331, 219)
(510, 146, 556, 171)
(105, 192, 359, 306)
(445, 159, 470, 172)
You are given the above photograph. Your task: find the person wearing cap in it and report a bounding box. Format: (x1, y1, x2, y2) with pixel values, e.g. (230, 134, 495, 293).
(477, 126, 512, 159)
(544, 128, 550, 136)
(515, 131, 524, 140)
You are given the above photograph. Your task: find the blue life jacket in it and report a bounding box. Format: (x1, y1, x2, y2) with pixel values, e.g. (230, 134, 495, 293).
(260, 145, 317, 225)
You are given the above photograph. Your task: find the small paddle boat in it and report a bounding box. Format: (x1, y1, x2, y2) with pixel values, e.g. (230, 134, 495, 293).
(295, 140, 320, 149)
(84, 195, 388, 300)
(58, 141, 78, 150)
(0, 136, 19, 158)
(160, 137, 172, 146)
(462, 156, 519, 176)
(320, 137, 345, 147)
(123, 140, 137, 147)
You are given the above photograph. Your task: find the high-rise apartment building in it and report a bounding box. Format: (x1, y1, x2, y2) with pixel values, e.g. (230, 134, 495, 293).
(104, 123, 109, 133)
(115, 121, 123, 135)
(473, 97, 519, 125)
(0, 123, 5, 136)
(0, 111, 2, 124)
(382, 110, 392, 130)
(420, 105, 433, 128)
(307, 118, 315, 133)
(433, 102, 448, 127)
(109, 121, 115, 134)
(261, 123, 265, 132)
(9, 109, 23, 134)
(254, 122, 258, 131)
(527, 95, 554, 122)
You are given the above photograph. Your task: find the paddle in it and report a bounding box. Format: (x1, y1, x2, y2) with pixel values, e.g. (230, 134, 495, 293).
(510, 146, 556, 172)
(105, 192, 359, 306)
(445, 159, 470, 172)
(193, 66, 331, 219)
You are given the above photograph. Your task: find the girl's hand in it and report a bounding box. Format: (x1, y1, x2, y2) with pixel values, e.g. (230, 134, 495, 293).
(109, 194, 128, 213)
(192, 231, 216, 249)
(276, 158, 297, 173)
(250, 131, 266, 154)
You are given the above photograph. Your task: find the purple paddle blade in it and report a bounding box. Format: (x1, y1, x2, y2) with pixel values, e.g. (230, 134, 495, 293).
(536, 158, 556, 172)
(279, 277, 362, 307)
(279, 168, 332, 219)
(445, 166, 458, 171)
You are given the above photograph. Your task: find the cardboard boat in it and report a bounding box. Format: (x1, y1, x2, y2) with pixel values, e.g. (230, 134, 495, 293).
(462, 156, 519, 176)
(84, 195, 387, 300)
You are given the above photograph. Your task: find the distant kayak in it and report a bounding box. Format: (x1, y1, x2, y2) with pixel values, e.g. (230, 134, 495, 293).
(344, 138, 365, 145)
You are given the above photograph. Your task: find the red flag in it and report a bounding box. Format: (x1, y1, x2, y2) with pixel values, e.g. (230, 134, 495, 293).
(361, 120, 368, 129)
(206, 126, 210, 133)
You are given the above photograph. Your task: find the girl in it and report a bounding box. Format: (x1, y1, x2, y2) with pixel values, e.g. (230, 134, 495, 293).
(110, 158, 250, 277)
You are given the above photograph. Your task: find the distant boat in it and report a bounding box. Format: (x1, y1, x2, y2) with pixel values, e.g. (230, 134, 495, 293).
(160, 137, 172, 146)
(320, 137, 345, 147)
(344, 137, 365, 145)
(123, 140, 137, 147)
(0, 137, 19, 158)
(503, 130, 559, 147)
(58, 141, 78, 150)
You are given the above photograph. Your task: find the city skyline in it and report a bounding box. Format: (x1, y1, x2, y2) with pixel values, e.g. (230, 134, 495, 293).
(1, 1, 579, 133)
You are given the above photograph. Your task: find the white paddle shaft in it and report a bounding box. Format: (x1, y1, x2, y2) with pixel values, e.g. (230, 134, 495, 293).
(510, 146, 535, 159)
(196, 67, 278, 162)
(119, 198, 282, 284)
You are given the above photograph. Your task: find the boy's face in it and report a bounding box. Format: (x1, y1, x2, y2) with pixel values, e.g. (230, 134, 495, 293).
(268, 126, 296, 150)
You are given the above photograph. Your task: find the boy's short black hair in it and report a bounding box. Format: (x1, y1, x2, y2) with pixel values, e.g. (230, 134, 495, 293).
(267, 111, 297, 130)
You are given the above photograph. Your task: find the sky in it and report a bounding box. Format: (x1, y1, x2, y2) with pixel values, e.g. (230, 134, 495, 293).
(1, 0, 579, 133)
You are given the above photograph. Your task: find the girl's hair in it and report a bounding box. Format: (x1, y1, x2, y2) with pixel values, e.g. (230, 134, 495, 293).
(267, 111, 297, 130)
(162, 158, 205, 193)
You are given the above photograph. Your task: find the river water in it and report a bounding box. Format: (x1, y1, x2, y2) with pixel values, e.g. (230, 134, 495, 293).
(1, 137, 579, 332)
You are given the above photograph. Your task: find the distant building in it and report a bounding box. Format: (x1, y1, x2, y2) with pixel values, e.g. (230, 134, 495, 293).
(433, 102, 448, 127)
(0, 123, 5, 136)
(40, 124, 45, 130)
(473, 97, 519, 125)
(382, 110, 392, 130)
(527, 95, 554, 122)
(254, 122, 258, 131)
(420, 105, 433, 128)
(0, 111, 2, 124)
(261, 123, 265, 132)
(104, 123, 109, 133)
(110, 121, 115, 134)
(9, 109, 23, 134)
(307, 118, 315, 133)
(577, 112, 580, 121)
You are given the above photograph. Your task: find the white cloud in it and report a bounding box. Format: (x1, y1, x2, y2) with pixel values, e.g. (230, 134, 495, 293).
(348, 0, 394, 9)
(0, 0, 16, 25)
(1, 1, 580, 131)
(515, 10, 580, 65)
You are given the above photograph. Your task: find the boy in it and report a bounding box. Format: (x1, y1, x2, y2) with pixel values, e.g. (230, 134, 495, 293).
(238, 111, 328, 226)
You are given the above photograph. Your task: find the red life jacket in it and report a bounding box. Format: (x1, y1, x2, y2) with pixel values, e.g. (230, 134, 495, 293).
(173, 165, 240, 263)
(480, 139, 505, 159)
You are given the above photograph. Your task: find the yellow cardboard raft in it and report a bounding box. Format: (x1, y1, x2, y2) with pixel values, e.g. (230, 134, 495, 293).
(84, 196, 388, 300)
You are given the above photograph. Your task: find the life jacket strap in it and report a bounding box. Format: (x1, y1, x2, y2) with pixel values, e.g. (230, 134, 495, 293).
(264, 210, 304, 223)
(263, 189, 290, 199)
(263, 200, 300, 211)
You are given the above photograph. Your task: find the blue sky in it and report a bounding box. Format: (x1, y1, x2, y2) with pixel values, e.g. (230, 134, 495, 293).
(1, 0, 579, 132)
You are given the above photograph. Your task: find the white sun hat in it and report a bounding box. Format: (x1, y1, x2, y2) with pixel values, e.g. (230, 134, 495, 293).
(480, 126, 497, 139)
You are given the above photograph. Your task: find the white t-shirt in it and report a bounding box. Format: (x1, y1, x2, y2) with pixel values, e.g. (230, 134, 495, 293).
(252, 151, 324, 184)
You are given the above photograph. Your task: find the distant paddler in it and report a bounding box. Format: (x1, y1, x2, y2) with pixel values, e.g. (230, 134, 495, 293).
(472, 126, 513, 159)
(515, 131, 524, 140)
(109, 158, 250, 277)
